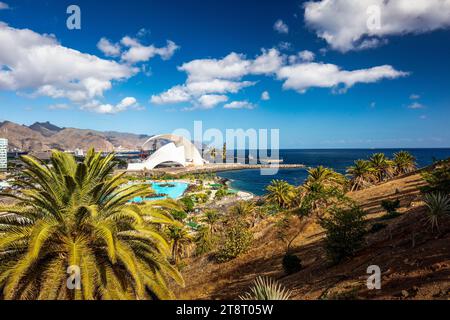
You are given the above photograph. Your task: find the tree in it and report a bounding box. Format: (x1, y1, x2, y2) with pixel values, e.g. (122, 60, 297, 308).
(222, 143, 227, 162)
(319, 205, 367, 263)
(369, 153, 394, 182)
(202, 209, 220, 233)
(210, 148, 217, 161)
(393, 151, 416, 175)
(265, 180, 295, 209)
(346, 160, 376, 191)
(166, 226, 193, 264)
(305, 166, 346, 189)
(0, 149, 183, 300)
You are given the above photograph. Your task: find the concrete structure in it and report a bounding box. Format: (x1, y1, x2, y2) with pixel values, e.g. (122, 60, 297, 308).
(0, 138, 7, 170)
(127, 134, 206, 171)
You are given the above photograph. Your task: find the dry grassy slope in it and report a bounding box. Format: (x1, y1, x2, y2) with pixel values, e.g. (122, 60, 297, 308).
(175, 172, 450, 300)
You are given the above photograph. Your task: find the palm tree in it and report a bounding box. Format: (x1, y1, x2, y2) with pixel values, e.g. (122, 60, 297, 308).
(222, 143, 227, 162)
(265, 180, 295, 209)
(210, 148, 217, 161)
(346, 160, 376, 191)
(166, 226, 193, 264)
(305, 166, 345, 188)
(201, 209, 220, 233)
(369, 153, 394, 182)
(0, 149, 183, 300)
(393, 151, 417, 175)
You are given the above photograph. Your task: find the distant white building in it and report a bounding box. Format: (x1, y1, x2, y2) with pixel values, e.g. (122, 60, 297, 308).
(74, 148, 84, 157)
(127, 134, 207, 171)
(0, 138, 7, 170)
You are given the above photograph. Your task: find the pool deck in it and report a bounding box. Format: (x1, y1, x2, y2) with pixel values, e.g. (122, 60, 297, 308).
(123, 163, 306, 175)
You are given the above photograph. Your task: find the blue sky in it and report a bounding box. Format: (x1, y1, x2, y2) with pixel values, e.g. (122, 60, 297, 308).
(0, 0, 449, 148)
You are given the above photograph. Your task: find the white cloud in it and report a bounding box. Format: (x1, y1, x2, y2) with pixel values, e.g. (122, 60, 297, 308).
(0, 23, 137, 104)
(0, 2, 9, 10)
(150, 85, 191, 105)
(289, 50, 316, 64)
(304, 0, 450, 52)
(197, 94, 228, 109)
(152, 47, 407, 108)
(261, 91, 270, 100)
(48, 103, 71, 110)
(276, 62, 408, 93)
(410, 94, 420, 100)
(298, 50, 315, 62)
(178, 52, 250, 82)
(223, 100, 256, 110)
(81, 97, 140, 114)
(273, 19, 289, 34)
(408, 102, 425, 109)
(250, 48, 285, 75)
(121, 37, 179, 63)
(97, 37, 121, 57)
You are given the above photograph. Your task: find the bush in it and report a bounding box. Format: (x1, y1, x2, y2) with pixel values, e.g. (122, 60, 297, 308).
(320, 206, 367, 263)
(214, 188, 228, 200)
(381, 199, 400, 214)
(369, 222, 387, 233)
(171, 210, 187, 222)
(180, 196, 195, 212)
(216, 222, 253, 262)
(421, 161, 450, 194)
(282, 254, 302, 275)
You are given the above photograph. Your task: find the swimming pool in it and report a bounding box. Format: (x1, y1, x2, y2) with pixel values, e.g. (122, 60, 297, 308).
(131, 181, 189, 202)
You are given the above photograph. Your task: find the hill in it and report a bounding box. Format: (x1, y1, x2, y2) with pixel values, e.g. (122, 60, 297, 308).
(174, 171, 450, 300)
(0, 120, 150, 152)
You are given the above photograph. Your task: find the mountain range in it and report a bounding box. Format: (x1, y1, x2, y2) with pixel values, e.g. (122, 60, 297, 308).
(0, 120, 150, 152)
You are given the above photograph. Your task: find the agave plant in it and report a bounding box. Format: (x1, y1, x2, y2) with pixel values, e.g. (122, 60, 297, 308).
(346, 160, 376, 191)
(393, 151, 417, 175)
(240, 276, 291, 300)
(0, 149, 183, 300)
(423, 192, 450, 233)
(265, 180, 296, 209)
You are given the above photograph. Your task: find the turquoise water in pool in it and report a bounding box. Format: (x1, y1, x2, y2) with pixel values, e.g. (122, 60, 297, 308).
(131, 182, 189, 202)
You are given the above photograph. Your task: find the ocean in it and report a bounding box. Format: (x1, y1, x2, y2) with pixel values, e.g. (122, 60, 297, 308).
(217, 149, 450, 196)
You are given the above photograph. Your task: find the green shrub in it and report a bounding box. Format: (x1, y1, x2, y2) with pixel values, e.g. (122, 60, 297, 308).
(421, 161, 450, 194)
(215, 188, 228, 200)
(282, 254, 302, 275)
(320, 206, 367, 263)
(369, 222, 387, 233)
(171, 210, 188, 222)
(216, 222, 253, 262)
(180, 196, 195, 212)
(381, 199, 400, 214)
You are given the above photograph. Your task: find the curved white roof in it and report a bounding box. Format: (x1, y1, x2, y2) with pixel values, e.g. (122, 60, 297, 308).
(127, 134, 205, 171)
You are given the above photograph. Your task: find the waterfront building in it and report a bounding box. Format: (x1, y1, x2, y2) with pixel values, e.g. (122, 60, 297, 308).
(0, 138, 7, 170)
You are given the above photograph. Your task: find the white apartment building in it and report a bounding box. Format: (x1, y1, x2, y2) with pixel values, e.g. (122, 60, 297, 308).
(0, 138, 7, 170)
